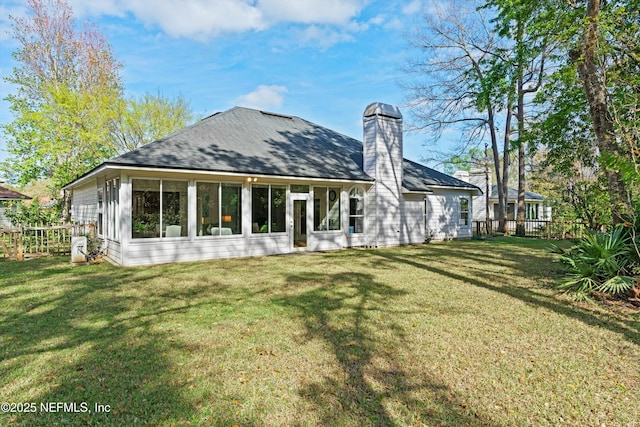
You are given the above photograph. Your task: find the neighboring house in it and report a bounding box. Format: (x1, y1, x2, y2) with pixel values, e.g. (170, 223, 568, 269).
(64, 103, 480, 266)
(454, 169, 551, 222)
(0, 185, 32, 228)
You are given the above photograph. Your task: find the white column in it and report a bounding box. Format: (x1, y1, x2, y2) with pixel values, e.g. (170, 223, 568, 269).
(119, 173, 131, 266)
(188, 180, 196, 241)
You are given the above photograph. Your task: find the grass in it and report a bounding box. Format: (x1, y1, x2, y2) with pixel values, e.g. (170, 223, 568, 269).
(0, 237, 638, 426)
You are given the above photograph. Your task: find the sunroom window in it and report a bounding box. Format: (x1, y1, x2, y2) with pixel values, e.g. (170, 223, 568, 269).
(349, 187, 364, 233)
(252, 185, 286, 233)
(196, 182, 242, 236)
(314, 187, 341, 231)
(131, 179, 188, 238)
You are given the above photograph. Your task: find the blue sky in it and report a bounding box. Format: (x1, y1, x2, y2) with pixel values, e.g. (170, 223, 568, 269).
(0, 0, 448, 171)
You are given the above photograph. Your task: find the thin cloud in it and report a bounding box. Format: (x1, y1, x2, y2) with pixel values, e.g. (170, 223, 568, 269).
(234, 85, 288, 111)
(296, 25, 355, 49)
(402, 0, 423, 15)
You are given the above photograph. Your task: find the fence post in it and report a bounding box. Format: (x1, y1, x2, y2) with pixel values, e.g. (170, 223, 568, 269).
(17, 226, 24, 261)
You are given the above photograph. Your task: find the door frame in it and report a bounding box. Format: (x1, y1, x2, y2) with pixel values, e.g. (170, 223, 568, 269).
(290, 193, 311, 251)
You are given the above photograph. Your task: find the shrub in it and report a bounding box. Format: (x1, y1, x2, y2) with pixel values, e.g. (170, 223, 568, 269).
(556, 226, 638, 301)
(3, 199, 61, 226)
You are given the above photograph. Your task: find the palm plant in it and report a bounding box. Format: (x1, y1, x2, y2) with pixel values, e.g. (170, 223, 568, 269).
(557, 226, 638, 301)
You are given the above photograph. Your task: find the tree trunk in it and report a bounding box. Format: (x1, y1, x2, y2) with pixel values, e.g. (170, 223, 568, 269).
(573, 0, 631, 225)
(484, 142, 491, 234)
(488, 107, 507, 234)
(62, 189, 72, 224)
(516, 74, 526, 237)
(497, 106, 512, 234)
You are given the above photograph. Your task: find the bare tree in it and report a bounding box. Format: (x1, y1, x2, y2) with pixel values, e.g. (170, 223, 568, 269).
(403, 0, 513, 232)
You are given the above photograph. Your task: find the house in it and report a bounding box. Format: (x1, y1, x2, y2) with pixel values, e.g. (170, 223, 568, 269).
(0, 184, 32, 228)
(453, 169, 551, 222)
(64, 103, 480, 266)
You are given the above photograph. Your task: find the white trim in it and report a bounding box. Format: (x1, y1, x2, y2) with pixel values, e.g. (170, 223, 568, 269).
(428, 184, 481, 194)
(64, 164, 374, 190)
(402, 188, 432, 194)
(348, 186, 365, 235)
(290, 193, 311, 252)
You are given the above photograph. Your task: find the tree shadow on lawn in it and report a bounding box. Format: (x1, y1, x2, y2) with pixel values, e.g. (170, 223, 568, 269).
(273, 271, 494, 426)
(0, 257, 259, 426)
(373, 242, 640, 346)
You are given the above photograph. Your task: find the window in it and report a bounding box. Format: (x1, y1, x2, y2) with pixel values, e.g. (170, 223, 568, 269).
(97, 188, 104, 236)
(314, 187, 341, 231)
(252, 185, 286, 233)
(424, 197, 429, 228)
(493, 203, 515, 220)
(196, 182, 242, 236)
(132, 179, 160, 238)
(104, 179, 120, 240)
(221, 184, 242, 234)
(290, 184, 309, 193)
(349, 187, 364, 233)
(459, 197, 469, 226)
(131, 179, 188, 239)
(162, 181, 188, 237)
(526, 203, 539, 220)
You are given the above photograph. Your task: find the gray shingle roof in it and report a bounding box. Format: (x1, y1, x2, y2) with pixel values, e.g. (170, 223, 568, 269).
(90, 106, 478, 193)
(108, 107, 373, 182)
(489, 185, 544, 201)
(402, 159, 477, 191)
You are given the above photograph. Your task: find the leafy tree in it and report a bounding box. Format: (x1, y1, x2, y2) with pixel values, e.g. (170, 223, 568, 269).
(2, 0, 195, 216)
(442, 147, 488, 175)
(1, 0, 123, 192)
(110, 92, 194, 154)
(4, 199, 60, 226)
(520, 0, 639, 225)
(569, 0, 634, 224)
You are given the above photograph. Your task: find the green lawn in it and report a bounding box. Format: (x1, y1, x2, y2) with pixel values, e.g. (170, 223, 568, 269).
(1, 238, 638, 426)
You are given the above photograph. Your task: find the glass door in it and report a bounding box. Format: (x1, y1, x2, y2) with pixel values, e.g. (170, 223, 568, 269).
(293, 199, 307, 249)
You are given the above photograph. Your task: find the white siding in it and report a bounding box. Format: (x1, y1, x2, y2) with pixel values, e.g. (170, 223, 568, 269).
(71, 180, 98, 225)
(425, 189, 473, 240)
(104, 240, 122, 265)
(308, 232, 346, 252)
(247, 235, 289, 257)
(400, 194, 425, 244)
(0, 202, 12, 228)
(124, 236, 247, 266)
(363, 108, 403, 247)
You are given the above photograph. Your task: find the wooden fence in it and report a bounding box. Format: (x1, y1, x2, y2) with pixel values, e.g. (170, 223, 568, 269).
(473, 220, 588, 240)
(0, 224, 94, 260)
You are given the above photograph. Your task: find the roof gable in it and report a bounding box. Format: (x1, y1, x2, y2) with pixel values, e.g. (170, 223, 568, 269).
(0, 185, 31, 201)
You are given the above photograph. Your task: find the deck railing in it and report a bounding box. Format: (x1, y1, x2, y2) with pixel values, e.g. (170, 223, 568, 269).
(473, 220, 588, 240)
(0, 224, 94, 260)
